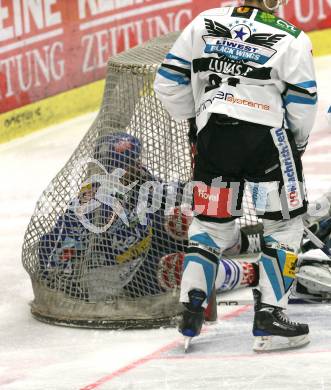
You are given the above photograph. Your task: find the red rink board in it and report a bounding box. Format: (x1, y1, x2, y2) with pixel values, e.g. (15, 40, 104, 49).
(0, 0, 330, 114)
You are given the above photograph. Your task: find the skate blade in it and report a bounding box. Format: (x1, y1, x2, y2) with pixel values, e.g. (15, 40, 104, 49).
(253, 334, 310, 352)
(204, 319, 218, 326)
(184, 337, 192, 353)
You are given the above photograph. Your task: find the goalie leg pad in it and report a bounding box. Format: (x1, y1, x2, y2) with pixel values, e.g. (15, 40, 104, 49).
(296, 262, 331, 294)
(158, 252, 184, 290)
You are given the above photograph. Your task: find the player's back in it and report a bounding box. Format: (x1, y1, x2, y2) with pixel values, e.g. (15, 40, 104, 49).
(190, 6, 308, 129)
(155, 5, 315, 139)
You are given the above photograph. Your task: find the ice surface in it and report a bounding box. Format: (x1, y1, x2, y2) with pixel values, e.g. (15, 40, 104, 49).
(1, 56, 331, 390)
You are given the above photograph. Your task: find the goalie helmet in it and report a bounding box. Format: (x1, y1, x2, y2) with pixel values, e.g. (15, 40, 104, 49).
(93, 132, 142, 172)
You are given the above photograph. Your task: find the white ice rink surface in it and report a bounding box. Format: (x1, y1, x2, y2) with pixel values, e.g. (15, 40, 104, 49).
(0, 56, 331, 390)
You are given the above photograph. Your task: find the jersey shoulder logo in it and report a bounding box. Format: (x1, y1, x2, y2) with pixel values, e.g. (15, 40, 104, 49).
(255, 11, 302, 38)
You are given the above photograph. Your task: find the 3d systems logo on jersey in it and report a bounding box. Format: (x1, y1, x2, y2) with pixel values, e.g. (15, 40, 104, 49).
(197, 90, 269, 116)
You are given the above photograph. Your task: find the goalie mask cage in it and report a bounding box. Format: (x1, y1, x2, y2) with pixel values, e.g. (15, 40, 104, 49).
(22, 32, 259, 330)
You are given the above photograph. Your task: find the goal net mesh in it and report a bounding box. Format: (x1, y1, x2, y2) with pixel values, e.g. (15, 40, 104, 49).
(22, 32, 259, 329)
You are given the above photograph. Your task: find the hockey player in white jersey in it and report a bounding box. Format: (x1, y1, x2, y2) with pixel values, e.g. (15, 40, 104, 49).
(154, 0, 318, 351)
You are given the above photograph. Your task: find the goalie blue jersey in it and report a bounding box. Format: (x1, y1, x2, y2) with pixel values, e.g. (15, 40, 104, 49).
(38, 183, 184, 296)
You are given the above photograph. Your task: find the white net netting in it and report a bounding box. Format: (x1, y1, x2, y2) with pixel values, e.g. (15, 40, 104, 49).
(22, 32, 259, 329)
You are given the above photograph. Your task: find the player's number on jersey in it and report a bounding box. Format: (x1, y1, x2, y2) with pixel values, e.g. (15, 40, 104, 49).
(205, 74, 223, 93)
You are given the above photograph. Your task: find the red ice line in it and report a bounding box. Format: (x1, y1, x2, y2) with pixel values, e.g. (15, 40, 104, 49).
(80, 305, 252, 390)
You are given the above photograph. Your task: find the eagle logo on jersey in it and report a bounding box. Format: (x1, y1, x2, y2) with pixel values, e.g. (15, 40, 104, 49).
(204, 18, 285, 47)
(246, 32, 286, 48)
(203, 18, 285, 65)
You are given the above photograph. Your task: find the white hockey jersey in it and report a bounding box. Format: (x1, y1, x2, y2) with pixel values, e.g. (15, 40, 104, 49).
(154, 6, 318, 150)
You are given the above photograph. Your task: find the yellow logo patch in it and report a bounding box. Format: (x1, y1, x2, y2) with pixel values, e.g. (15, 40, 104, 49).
(283, 252, 298, 279)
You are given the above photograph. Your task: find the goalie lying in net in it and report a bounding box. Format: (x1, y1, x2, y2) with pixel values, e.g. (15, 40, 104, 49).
(38, 132, 186, 299)
(38, 131, 331, 303)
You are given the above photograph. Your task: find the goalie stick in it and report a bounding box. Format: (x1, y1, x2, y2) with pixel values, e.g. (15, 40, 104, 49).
(303, 226, 331, 257)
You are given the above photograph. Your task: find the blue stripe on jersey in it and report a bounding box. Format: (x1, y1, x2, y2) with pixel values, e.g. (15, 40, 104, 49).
(260, 254, 283, 301)
(184, 254, 216, 298)
(283, 94, 317, 106)
(295, 80, 317, 88)
(264, 235, 277, 244)
(166, 53, 191, 66)
(157, 68, 190, 85)
(190, 233, 219, 249)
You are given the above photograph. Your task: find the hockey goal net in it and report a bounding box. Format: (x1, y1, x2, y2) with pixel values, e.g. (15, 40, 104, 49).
(22, 32, 259, 329)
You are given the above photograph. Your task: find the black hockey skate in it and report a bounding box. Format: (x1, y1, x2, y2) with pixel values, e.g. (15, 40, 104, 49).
(178, 289, 206, 352)
(252, 289, 310, 352)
